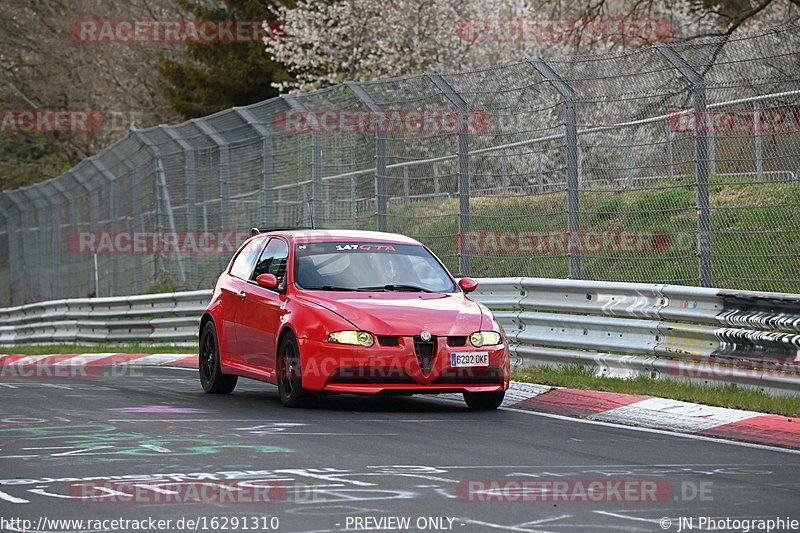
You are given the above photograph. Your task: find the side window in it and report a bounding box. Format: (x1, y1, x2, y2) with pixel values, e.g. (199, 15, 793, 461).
(229, 237, 264, 280)
(252, 238, 289, 283)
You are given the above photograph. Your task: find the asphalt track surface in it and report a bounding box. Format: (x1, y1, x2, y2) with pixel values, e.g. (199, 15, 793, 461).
(1, 367, 799, 533)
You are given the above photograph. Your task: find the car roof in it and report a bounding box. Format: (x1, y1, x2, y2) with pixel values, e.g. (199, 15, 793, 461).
(259, 229, 423, 246)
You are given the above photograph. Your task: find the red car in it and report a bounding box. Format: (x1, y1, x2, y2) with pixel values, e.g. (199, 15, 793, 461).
(199, 229, 510, 409)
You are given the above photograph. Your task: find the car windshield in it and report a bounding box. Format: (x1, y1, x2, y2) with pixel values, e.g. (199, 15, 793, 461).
(294, 242, 457, 293)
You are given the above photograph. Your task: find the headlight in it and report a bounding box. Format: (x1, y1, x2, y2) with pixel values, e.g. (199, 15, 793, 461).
(328, 330, 375, 347)
(469, 331, 502, 347)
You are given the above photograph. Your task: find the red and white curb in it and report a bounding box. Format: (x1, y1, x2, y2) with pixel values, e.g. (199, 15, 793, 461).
(505, 385, 800, 450)
(1, 353, 797, 450)
(0, 352, 198, 369)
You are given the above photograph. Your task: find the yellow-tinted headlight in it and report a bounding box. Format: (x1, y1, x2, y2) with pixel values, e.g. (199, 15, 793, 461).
(469, 331, 502, 347)
(328, 330, 375, 347)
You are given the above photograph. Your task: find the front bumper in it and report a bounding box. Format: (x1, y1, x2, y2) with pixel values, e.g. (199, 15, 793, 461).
(297, 336, 510, 394)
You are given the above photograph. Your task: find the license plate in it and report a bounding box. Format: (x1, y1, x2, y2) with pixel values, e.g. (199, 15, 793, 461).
(450, 352, 489, 367)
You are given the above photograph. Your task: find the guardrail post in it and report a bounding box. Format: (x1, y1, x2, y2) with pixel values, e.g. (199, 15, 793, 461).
(426, 72, 472, 277)
(528, 59, 582, 279)
(655, 43, 713, 287)
(282, 95, 327, 228)
(345, 82, 388, 232)
(234, 108, 276, 227)
(133, 131, 187, 285)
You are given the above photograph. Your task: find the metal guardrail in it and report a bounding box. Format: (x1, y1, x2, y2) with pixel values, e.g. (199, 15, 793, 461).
(0, 291, 211, 345)
(473, 278, 800, 395)
(1, 278, 798, 394)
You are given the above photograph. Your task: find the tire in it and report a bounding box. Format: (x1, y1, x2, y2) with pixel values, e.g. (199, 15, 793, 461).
(463, 390, 505, 410)
(199, 321, 238, 394)
(277, 333, 310, 407)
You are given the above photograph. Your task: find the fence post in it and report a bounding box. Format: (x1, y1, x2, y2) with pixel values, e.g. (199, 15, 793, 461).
(18, 187, 50, 301)
(34, 184, 60, 300)
(426, 72, 472, 277)
(192, 121, 232, 231)
(90, 157, 120, 295)
(753, 102, 763, 181)
(132, 131, 187, 285)
(655, 43, 713, 287)
(537, 142, 545, 194)
(191, 121, 233, 274)
(665, 121, 675, 180)
(162, 129, 199, 286)
(49, 180, 76, 300)
(528, 59, 582, 279)
(345, 82, 388, 232)
(113, 150, 146, 294)
(626, 127, 636, 187)
(500, 150, 510, 192)
(0, 192, 22, 305)
(403, 166, 411, 199)
(281, 95, 326, 228)
(234, 108, 276, 227)
(0, 201, 11, 305)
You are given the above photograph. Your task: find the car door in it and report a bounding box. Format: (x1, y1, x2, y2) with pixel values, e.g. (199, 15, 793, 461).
(219, 236, 267, 363)
(235, 237, 290, 375)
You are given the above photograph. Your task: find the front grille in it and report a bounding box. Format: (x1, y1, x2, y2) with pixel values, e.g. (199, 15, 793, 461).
(330, 367, 416, 384)
(434, 367, 503, 385)
(413, 335, 436, 375)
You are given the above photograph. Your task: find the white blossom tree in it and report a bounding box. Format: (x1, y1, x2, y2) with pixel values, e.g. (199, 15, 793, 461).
(264, 0, 798, 92)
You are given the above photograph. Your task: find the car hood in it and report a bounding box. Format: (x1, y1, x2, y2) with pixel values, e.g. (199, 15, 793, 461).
(299, 292, 486, 336)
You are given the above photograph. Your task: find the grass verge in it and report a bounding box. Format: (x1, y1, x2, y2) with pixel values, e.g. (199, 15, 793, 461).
(0, 344, 197, 355)
(512, 364, 800, 417)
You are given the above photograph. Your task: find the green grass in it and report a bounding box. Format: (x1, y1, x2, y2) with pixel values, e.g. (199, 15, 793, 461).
(369, 177, 800, 292)
(512, 364, 800, 417)
(0, 344, 197, 355)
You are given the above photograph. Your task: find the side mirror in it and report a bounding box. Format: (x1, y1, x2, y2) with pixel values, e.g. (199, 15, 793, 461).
(256, 273, 279, 289)
(458, 277, 478, 293)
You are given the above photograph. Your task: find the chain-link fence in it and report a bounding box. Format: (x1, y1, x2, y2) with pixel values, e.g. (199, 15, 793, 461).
(1, 25, 799, 306)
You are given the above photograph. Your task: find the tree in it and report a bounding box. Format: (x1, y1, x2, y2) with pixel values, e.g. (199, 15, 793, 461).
(158, 0, 293, 119)
(264, 0, 799, 92)
(0, 0, 186, 191)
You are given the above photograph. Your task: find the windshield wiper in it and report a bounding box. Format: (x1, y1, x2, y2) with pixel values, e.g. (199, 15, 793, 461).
(358, 284, 434, 293)
(301, 285, 368, 291)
